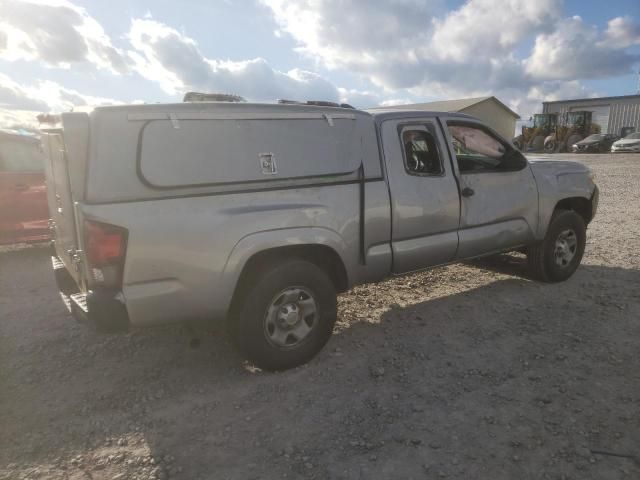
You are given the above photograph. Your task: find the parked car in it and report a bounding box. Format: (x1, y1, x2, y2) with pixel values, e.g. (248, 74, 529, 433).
(42, 102, 598, 370)
(611, 132, 640, 153)
(571, 133, 618, 153)
(0, 129, 50, 245)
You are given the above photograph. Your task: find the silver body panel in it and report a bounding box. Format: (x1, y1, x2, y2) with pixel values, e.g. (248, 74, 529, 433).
(526, 156, 596, 238)
(80, 181, 392, 326)
(41, 103, 597, 328)
(380, 117, 460, 273)
(43, 132, 81, 285)
(437, 115, 539, 256)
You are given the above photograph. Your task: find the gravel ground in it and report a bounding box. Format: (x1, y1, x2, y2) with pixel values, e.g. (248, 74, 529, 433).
(1, 153, 639, 480)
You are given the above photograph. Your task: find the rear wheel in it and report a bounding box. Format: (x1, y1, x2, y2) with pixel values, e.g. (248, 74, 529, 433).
(229, 259, 337, 371)
(527, 210, 586, 282)
(530, 135, 545, 151)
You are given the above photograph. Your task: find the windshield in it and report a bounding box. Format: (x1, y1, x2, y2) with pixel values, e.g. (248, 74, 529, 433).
(624, 132, 640, 139)
(533, 115, 555, 128)
(583, 134, 604, 141)
(567, 112, 586, 125)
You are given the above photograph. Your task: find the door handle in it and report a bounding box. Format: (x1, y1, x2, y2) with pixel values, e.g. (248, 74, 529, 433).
(461, 187, 475, 197)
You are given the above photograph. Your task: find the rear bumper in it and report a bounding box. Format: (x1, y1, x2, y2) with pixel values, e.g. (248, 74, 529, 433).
(52, 255, 130, 333)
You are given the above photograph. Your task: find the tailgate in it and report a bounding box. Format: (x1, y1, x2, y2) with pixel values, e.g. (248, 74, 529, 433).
(41, 113, 90, 290)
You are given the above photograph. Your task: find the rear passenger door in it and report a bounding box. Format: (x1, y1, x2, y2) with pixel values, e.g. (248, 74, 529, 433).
(381, 119, 460, 273)
(441, 117, 538, 259)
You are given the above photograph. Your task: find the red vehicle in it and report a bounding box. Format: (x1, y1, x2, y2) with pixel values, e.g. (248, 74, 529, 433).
(0, 129, 50, 245)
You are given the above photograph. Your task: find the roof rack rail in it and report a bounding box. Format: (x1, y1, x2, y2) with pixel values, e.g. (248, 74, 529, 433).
(279, 99, 356, 109)
(183, 92, 246, 103)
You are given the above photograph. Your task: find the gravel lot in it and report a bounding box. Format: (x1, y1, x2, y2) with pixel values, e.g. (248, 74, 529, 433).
(1, 153, 639, 480)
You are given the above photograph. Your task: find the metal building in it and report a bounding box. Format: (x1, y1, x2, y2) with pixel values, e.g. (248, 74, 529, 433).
(379, 96, 520, 140)
(542, 94, 640, 136)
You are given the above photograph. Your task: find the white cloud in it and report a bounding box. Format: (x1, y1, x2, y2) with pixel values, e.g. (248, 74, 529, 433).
(514, 80, 597, 118)
(262, 0, 442, 72)
(600, 16, 640, 49)
(0, 0, 638, 128)
(262, 0, 560, 92)
(263, 0, 640, 116)
(127, 18, 341, 103)
(0, 74, 49, 112)
(429, 0, 561, 61)
(0, 108, 42, 129)
(337, 87, 393, 109)
(127, 16, 410, 107)
(0, 0, 128, 73)
(525, 16, 640, 81)
(0, 72, 121, 128)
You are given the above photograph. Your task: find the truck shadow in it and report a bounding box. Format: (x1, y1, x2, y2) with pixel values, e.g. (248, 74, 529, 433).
(2, 247, 640, 478)
(465, 251, 534, 279)
(465, 251, 640, 285)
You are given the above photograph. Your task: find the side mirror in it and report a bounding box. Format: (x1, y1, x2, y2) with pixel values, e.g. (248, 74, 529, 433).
(502, 148, 527, 169)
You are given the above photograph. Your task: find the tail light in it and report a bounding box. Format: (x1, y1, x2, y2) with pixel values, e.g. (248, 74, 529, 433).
(84, 220, 128, 288)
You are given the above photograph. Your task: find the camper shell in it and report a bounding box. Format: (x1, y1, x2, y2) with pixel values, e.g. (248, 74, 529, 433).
(70, 102, 381, 203)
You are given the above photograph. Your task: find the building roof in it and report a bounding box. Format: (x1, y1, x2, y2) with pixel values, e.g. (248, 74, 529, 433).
(542, 94, 640, 105)
(373, 96, 520, 119)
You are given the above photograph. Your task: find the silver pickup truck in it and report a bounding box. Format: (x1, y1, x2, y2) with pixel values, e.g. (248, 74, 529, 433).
(42, 101, 598, 370)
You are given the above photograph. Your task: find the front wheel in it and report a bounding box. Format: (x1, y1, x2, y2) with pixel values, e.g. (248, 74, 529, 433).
(544, 139, 556, 153)
(512, 137, 523, 151)
(229, 259, 337, 371)
(527, 210, 586, 282)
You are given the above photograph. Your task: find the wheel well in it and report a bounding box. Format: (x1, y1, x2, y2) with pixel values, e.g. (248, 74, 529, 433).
(230, 245, 349, 311)
(554, 197, 592, 224)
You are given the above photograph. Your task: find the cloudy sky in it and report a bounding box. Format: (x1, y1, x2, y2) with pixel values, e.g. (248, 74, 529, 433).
(0, 0, 639, 129)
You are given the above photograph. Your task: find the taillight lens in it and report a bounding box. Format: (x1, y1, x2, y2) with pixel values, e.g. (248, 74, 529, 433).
(84, 220, 128, 288)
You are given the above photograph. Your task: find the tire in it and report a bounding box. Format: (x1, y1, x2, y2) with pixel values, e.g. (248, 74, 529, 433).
(530, 135, 545, 151)
(513, 137, 523, 151)
(527, 210, 586, 282)
(229, 259, 337, 371)
(544, 139, 556, 153)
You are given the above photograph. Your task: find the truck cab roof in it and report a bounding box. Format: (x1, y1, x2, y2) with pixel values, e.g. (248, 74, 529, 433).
(365, 108, 475, 123)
